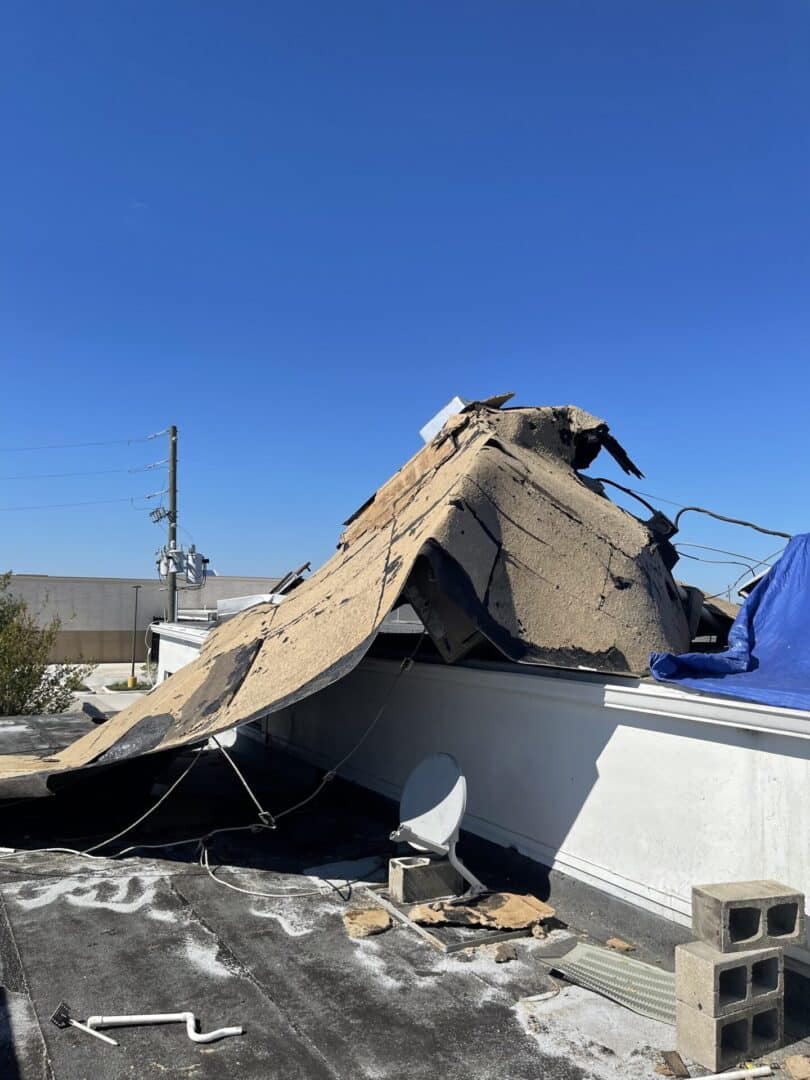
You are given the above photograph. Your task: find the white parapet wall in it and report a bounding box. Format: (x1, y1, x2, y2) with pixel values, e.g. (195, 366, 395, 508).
(149, 618, 810, 963)
(262, 656, 810, 955)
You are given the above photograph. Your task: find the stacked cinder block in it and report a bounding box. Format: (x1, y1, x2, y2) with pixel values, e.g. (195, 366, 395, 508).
(388, 856, 462, 903)
(676, 881, 805, 1072)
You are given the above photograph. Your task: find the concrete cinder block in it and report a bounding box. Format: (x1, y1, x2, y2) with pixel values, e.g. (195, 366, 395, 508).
(676, 940, 783, 1017)
(693, 881, 805, 953)
(676, 998, 784, 1072)
(388, 856, 463, 903)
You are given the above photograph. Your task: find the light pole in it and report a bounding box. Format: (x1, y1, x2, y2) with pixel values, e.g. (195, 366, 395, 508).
(167, 425, 178, 622)
(128, 584, 141, 689)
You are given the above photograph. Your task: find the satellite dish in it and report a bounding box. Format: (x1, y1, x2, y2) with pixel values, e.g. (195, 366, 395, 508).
(390, 753, 485, 898)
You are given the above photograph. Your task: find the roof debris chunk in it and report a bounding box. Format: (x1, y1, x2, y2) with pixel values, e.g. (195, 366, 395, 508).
(410, 892, 555, 932)
(342, 909, 393, 939)
(0, 399, 694, 787)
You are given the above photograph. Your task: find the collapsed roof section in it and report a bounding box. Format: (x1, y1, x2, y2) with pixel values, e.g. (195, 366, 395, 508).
(0, 400, 693, 786)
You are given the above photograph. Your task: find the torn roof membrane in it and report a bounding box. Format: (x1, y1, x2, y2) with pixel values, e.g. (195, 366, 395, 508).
(0, 401, 692, 785)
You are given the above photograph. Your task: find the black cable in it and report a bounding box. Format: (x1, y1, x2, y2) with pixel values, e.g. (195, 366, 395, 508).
(677, 551, 758, 576)
(673, 506, 791, 540)
(593, 482, 791, 542)
(674, 542, 778, 564)
(704, 545, 786, 601)
(591, 478, 659, 517)
(627, 489, 685, 509)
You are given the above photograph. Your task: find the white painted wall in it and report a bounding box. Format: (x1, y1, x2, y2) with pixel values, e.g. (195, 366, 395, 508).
(263, 658, 810, 942)
(155, 625, 209, 682)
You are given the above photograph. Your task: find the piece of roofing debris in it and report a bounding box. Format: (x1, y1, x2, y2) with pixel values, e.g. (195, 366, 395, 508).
(606, 937, 636, 952)
(0, 399, 702, 791)
(659, 1050, 690, 1078)
(474, 940, 520, 963)
(410, 892, 555, 932)
(784, 1056, 810, 1080)
(493, 942, 518, 963)
(343, 908, 392, 939)
(551, 941, 676, 1025)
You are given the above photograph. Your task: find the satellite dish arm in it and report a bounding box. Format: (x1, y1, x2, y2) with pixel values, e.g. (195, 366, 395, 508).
(447, 840, 486, 899)
(389, 824, 448, 856)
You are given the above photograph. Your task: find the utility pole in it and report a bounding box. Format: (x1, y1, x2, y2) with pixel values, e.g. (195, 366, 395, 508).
(128, 584, 141, 688)
(168, 424, 178, 623)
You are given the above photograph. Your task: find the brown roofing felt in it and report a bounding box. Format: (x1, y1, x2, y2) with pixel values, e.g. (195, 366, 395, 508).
(0, 401, 691, 787)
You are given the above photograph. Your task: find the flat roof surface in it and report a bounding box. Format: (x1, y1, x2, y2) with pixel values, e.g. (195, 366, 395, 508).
(1, 737, 809, 1079)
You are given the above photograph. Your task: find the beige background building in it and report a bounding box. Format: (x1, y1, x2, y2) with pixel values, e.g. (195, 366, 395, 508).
(9, 573, 279, 661)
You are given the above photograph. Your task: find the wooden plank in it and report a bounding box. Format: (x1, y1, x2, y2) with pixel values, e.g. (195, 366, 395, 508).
(661, 1050, 690, 1078)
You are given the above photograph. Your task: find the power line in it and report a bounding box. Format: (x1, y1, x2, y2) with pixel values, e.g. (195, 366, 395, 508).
(0, 462, 167, 481)
(0, 430, 167, 453)
(0, 494, 166, 512)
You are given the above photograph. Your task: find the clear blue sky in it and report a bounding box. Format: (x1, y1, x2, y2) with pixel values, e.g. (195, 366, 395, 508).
(2, 2, 808, 598)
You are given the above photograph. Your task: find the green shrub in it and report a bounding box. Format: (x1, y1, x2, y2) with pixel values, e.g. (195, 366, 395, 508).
(0, 573, 93, 715)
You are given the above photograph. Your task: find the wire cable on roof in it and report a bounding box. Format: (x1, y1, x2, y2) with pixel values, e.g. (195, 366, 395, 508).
(591, 478, 659, 517)
(0, 753, 381, 900)
(591, 480, 688, 510)
(81, 751, 203, 855)
(704, 546, 786, 601)
(196, 629, 429, 899)
(594, 483, 792, 541)
(0, 751, 202, 863)
(676, 552, 759, 575)
(674, 542, 781, 563)
(270, 628, 427, 825)
(748, 546, 786, 574)
(198, 844, 385, 901)
(624, 489, 686, 510)
(210, 736, 276, 828)
(673, 506, 791, 540)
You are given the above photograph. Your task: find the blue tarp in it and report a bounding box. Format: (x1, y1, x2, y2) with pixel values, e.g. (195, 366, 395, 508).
(650, 533, 810, 712)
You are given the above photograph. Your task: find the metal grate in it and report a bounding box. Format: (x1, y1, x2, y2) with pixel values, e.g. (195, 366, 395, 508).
(551, 942, 676, 1025)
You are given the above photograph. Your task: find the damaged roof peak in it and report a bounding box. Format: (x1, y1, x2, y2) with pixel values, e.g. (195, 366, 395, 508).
(0, 399, 691, 787)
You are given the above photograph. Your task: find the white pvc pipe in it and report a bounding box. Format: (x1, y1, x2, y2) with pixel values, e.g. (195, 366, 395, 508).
(68, 1019, 118, 1046)
(86, 1012, 243, 1044)
(698, 1067, 772, 1080)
